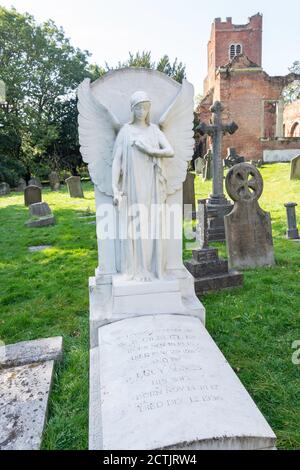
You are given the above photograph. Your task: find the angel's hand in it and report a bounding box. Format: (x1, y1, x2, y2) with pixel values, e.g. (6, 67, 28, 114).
(113, 190, 124, 207)
(134, 140, 154, 156)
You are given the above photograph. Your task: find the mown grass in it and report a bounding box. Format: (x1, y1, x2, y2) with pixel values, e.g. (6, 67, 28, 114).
(0, 163, 299, 449)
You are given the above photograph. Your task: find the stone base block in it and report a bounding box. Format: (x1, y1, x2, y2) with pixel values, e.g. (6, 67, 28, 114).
(112, 275, 185, 316)
(25, 215, 55, 228)
(287, 229, 299, 240)
(185, 247, 243, 295)
(194, 271, 244, 295)
(89, 269, 206, 349)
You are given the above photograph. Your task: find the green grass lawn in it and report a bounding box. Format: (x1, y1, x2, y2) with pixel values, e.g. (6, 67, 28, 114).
(0, 163, 299, 450)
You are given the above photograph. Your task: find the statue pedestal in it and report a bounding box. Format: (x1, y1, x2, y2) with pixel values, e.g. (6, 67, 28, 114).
(89, 268, 206, 350)
(112, 276, 185, 316)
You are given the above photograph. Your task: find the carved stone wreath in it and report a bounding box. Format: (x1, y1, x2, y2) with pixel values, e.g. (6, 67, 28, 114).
(225, 163, 263, 202)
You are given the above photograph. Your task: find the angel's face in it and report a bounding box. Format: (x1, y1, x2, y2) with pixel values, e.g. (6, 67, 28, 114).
(133, 101, 151, 122)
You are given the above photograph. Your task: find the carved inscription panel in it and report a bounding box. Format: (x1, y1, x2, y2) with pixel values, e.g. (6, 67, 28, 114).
(98, 315, 275, 450)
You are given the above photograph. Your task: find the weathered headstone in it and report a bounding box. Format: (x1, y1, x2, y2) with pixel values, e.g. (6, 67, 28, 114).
(24, 185, 42, 207)
(203, 149, 213, 180)
(0, 182, 10, 195)
(194, 156, 205, 175)
(290, 154, 300, 180)
(16, 178, 27, 192)
(225, 163, 275, 269)
(29, 202, 52, 218)
(284, 202, 299, 239)
(185, 199, 243, 294)
(198, 102, 238, 241)
(26, 202, 55, 228)
(49, 171, 60, 191)
(28, 177, 42, 189)
(183, 172, 196, 219)
(65, 176, 84, 198)
(0, 337, 63, 450)
(224, 147, 245, 168)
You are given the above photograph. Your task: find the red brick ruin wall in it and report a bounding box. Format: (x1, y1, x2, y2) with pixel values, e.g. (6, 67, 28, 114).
(220, 72, 300, 159)
(284, 100, 300, 136)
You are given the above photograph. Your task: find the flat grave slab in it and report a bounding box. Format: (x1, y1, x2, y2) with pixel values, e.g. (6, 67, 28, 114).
(91, 314, 276, 450)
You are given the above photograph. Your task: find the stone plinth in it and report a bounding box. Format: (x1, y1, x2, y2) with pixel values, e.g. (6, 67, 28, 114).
(89, 315, 276, 450)
(112, 276, 185, 316)
(185, 248, 243, 295)
(26, 216, 55, 228)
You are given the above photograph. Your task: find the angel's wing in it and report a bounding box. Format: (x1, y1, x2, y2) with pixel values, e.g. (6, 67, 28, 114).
(77, 78, 121, 196)
(159, 79, 195, 195)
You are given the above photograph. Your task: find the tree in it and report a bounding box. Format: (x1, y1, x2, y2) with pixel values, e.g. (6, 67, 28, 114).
(282, 61, 300, 104)
(96, 51, 186, 84)
(0, 7, 188, 180)
(0, 6, 91, 180)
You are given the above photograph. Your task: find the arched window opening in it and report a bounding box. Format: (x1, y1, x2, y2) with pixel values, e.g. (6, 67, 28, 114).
(229, 44, 243, 60)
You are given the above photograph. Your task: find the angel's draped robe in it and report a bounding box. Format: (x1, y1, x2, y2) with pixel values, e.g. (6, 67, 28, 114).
(113, 123, 168, 281)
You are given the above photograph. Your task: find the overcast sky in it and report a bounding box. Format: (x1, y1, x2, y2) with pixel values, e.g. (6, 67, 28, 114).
(1, 0, 299, 95)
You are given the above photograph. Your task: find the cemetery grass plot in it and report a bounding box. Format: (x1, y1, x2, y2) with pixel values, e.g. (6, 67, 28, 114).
(0, 167, 299, 449)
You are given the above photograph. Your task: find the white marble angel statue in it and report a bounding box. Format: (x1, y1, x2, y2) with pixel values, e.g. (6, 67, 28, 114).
(78, 72, 194, 283)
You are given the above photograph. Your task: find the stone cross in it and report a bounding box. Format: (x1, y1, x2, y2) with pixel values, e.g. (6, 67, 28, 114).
(198, 101, 238, 205)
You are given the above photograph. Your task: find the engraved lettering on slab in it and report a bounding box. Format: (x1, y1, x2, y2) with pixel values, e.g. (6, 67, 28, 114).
(98, 315, 276, 450)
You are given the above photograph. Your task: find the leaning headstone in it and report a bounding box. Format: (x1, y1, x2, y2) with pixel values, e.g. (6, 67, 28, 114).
(16, 178, 27, 192)
(0, 182, 10, 196)
(0, 337, 63, 450)
(28, 177, 42, 189)
(49, 171, 60, 191)
(24, 185, 42, 207)
(290, 155, 300, 180)
(225, 163, 275, 269)
(185, 199, 243, 294)
(183, 172, 196, 219)
(65, 176, 84, 198)
(284, 202, 299, 239)
(26, 202, 55, 228)
(29, 202, 52, 218)
(224, 147, 245, 168)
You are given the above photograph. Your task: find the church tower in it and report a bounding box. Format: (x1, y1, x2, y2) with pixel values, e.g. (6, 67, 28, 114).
(204, 13, 263, 94)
